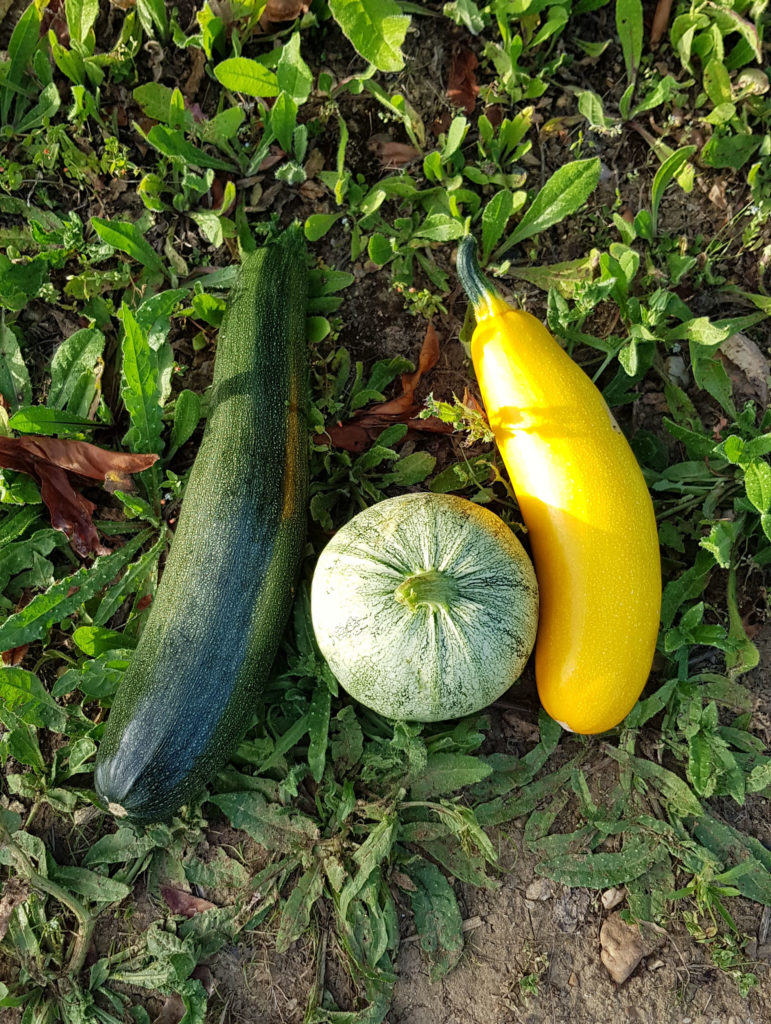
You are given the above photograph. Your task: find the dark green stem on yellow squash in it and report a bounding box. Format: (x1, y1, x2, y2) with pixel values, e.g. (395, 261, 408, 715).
(456, 235, 499, 319)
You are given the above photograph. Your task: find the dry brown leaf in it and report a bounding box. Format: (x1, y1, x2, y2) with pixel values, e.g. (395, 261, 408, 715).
(0, 436, 158, 557)
(161, 885, 217, 918)
(650, 0, 674, 46)
(719, 332, 770, 407)
(2, 644, 28, 666)
(0, 878, 28, 941)
(260, 0, 309, 28)
(367, 135, 420, 170)
(152, 995, 185, 1024)
(447, 50, 479, 115)
(183, 47, 207, 102)
(322, 323, 452, 452)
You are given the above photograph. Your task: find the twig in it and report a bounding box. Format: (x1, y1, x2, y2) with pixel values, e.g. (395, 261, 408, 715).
(651, 0, 675, 46)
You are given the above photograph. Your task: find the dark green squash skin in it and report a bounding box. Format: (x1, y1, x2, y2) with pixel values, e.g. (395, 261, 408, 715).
(94, 230, 309, 824)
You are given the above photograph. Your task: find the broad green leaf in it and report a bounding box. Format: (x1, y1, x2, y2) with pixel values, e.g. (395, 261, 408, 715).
(269, 92, 298, 154)
(0, 529, 152, 651)
(0, 667, 61, 724)
(146, 126, 235, 171)
(339, 817, 397, 921)
(692, 813, 771, 904)
(276, 33, 313, 105)
(91, 218, 166, 279)
(15, 82, 61, 134)
(615, 0, 643, 83)
(497, 158, 601, 257)
(0, 528, 64, 593)
(50, 865, 131, 904)
(307, 681, 331, 783)
(443, 0, 485, 34)
(382, 451, 436, 486)
(2, 5, 40, 123)
(481, 189, 515, 262)
(410, 753, 493, 800)
(120, 304, 163, 455)
(304, 213, 343, 242)
(538, 835, 658, 887)
(0, 322, 31, 412)
(48, 328, 105, 410)
(608, 749, 703, 817)
(651, 146, 697, 235)
(209, 791, 319, 853)
(744, 460, 771, 513)
(133, 82, 174, 123)
(214, 57, 279, 98)
(8, 406, 98, 436)
(400, 856, 463, 980)
(328, 0, 410, 72)
(65, 0, 98, 44)
(660, 548, 714, 628)
(275, 863, 324, 953)
(168, 390, 201, 459)
(93, 532, 165, 626)
(368, 232, 393, 265)
(701, 133, 761, 170)
(703, 58, 732, 106)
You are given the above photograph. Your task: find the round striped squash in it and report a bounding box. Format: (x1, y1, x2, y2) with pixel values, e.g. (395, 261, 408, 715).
(310, 493, 539, 722)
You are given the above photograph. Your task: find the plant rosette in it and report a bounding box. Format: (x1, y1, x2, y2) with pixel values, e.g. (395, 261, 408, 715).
(310, 492, 539, 722)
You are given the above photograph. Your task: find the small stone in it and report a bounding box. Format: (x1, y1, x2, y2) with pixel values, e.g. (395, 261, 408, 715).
(647, 959, 665, 971)
(601, 887, 625, 910)
(568, 972, 577, 986)
(600, 912, 665, 984)
(526, 878, 553, 902)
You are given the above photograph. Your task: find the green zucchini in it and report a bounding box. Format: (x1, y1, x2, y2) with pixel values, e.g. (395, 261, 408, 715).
(94, 228, 309, 824)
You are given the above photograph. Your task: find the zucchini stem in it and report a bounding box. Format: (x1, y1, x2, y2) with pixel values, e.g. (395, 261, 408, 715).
(457, 236, 506, 321)
(394, 568, 459, 613)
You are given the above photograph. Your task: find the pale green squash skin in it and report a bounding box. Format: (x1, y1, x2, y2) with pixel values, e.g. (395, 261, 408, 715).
(311, 493, 538, 722)
(94, 229, 308, 824)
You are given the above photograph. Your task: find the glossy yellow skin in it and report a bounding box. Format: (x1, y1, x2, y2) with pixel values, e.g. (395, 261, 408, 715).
(470, 296, 661, 733)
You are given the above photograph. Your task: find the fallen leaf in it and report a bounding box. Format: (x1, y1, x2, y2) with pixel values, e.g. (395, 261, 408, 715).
(161, 885, 217, 918)
(650, 0, 674, 46)
(0, 878, 29, 941)
(368, 134, 420, 170)
(447, 50, 479, 115)
(719, 332, 769, 408)
(0, 436, 158, 557)
(322, 323, 452, 451)
(183, 47, 207, 102)
(152, 995, 185, 1024)
(260, 0, 309, 28)
(2, 644, 28, 667)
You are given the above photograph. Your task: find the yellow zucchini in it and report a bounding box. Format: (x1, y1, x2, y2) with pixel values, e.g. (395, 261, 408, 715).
(457, 236, 661, 734)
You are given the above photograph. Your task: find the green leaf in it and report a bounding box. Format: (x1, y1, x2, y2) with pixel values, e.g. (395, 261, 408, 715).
(607, 749, 703, 818)
(91, 218, 166, 279)
(538, 835, 658, 888)
(339, 817, 397, 921)
(15, 82, 61, 134)
(133, 82, 174, 123)
(481, 189, 515, 262)
(65, 0, 99, 45)
(650, 146, 697, 236)
(307, 681, 331, 784)
(443, 0, 485, 34)
(214, 57, 279, 98)
(167, 389, 201, 459)
(146, 126, 235, 171)
(703, 58, 732, 107)
(497, 158, 601, 257)
(51, 865, 131, 904)
(701, 133, 761, 170)
(744, 461, 771, 513)
(276, 862, 324, 953)
(400, 856, 464, 980)
(276, 33, 313, 105)
(328, 0, 410, 72)
(269, 92, 298, 154)
(304, 213, 342, 242)
(0, 529, 152, 651)
(48, 328, 105, 410)
(368, 232, 394, 265)
(8, 406, 98, 436)
(120, 303, 163, 455)
(0, 667, 61, 726)
(410, 753, 493, 800)
(2, 5, 39, 123)
(615, 0, 643, 84)
(0, 322, 31, 413)
(209, 791, 319, 853)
